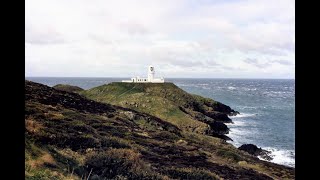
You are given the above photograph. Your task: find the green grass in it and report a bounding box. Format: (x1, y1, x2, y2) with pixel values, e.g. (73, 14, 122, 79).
(216, 149, 243, 162)
(80, 82, 210, 133)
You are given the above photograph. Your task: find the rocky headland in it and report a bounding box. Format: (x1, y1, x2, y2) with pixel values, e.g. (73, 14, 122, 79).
(80, 82, 239, 141)
(25, 80, 294, 179)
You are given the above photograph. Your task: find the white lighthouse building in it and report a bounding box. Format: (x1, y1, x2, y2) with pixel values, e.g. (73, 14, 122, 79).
(122, 66, 164, 83)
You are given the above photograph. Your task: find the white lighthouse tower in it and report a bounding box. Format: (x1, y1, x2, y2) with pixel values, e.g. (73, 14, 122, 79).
(148, 65, 155, 82)
(122, 65, 164, 83)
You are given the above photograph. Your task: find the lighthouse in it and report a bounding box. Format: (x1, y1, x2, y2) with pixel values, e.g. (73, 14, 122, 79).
(122, 66, 164, 83)
(148, 65, 155, 82)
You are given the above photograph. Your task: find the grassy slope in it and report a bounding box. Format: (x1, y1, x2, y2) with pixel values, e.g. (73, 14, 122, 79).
(80, 83, 208, 133)
(80, 82, 236, 136)
(25, 81, 294, 179)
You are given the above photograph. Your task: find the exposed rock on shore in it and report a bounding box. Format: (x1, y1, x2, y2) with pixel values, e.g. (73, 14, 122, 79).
(238, 144, 273, 161)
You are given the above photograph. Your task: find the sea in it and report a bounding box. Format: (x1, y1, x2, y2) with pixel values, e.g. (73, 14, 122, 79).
(26, 77, 295, 168)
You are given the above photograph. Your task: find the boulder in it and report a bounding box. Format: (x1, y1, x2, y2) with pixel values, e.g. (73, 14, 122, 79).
(209, 121, 229, 134)
(238, 144, 273, 161)
(122, 111, 136, 120)
(205, 111, 233, 123)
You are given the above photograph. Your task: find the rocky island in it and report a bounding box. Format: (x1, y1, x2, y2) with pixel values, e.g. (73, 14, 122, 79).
(25, 80, 294, 179)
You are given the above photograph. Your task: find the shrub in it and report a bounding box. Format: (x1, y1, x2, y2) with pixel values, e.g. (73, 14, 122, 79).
(25, 168, 61, 180)
(165, 167, 220, 180)
(100, 137, 131, 149)
(216, 149, 243, 162)
(85, 148, 159, 179)
(152, 131, 180, 141)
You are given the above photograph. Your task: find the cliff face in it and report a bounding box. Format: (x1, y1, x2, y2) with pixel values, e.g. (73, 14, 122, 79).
(80, 82, 238, 140)
(25, 81, 294, 179)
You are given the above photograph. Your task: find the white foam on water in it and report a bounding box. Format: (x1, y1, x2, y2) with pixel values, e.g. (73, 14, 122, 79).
(229, 128, 246, 134)
(228, 127, 257, 138)
(237, 106, 258, 110)
(176, 83, 191, 87)
(227, 128, 257, 148)
(259, 147, 295, 167)
(229, 113, 256, 119)
(227, 120, 246, 127)
(202, 87, 210, 90)
(228, 113, 257, 139)
(228, 86, 236, 90)
(243, 87, 257, 91)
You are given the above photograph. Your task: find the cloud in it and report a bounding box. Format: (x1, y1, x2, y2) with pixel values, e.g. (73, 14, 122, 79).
(25, 0, 295, 78)
(243, 58, 270, 68)
(118, 21, 149, 36)
(243, 58, 294, 69)
(272, 59, 293, 66)
(25, 23, 66, 44)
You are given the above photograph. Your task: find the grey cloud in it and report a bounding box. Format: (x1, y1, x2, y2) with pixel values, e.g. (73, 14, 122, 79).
(154, 51, 221, 68)
(279, 42, 295, 52)
(88, 33, 114, 44)
(235, 44, 293, 56)
(258, 48, 288, 56)
(271, 59, 293, 65)
(243, 58, 259, 64)
(243, 58, 271, 68)
(220, 66, 241, 71)
(171, 60, 200, 67)
(119, 22, 149, 35)
(168, 59, 222, 69)
(203, 59, 221, 67)
(156, 55, 202, 68)
(244, 58, 293, 68)
(25, 25, 66, 44)
(259, 42, 295, 56)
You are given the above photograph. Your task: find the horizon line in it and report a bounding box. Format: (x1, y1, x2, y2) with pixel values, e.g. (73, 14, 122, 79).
(25, 76, 295, 80)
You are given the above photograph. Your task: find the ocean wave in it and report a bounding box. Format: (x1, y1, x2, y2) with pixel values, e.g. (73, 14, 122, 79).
(238, 106, 258, 110)
(229, 113, 256, 118)
(228, 128, 245, 133)
(176, 83, 190, 87)
(228, 86, 236, 90)
(198, 83, 209, 86)
(259, 147, 295, 167)
(243, 87, 257, 91)
(227, 129, 256, 147)
(176, 83, 210, 88)
(228, 121, 246, 127)
(228, 128, 258, 143)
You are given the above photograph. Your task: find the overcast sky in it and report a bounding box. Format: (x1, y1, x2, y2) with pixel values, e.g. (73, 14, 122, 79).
(25, 0, 295, 78)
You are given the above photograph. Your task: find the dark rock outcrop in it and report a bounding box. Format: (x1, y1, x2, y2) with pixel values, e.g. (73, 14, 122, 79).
(209, 121, 229, 135)
(25, 81, 116, 114)
(238, 144, 273, 161)
(203, 100, 240, 116)
(53, 84, 84, 93)
(204, 111, 233, 123)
